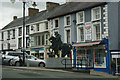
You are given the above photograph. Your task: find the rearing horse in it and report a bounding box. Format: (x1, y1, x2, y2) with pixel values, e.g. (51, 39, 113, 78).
(49, 35, 72, 57)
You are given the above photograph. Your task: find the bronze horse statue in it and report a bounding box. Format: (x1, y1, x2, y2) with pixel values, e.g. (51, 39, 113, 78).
(49, 34, 72, 57)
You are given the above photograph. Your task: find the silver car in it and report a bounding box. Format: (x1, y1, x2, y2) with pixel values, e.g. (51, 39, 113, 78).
(11, 55, 46, 67)
(2, 51, 28, 65)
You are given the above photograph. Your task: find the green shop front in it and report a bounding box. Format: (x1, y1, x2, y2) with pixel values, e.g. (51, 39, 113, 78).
(72, 38, 111, 74)
(30, 47, 49, 60)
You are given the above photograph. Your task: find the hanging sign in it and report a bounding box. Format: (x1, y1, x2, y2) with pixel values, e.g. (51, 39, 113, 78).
(85, 22, 92, 41)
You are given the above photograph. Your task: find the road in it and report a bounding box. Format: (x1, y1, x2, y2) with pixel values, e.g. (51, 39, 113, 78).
(2, 66, 119, 79)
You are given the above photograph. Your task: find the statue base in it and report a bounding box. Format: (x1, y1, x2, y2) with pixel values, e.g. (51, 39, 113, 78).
(45, 57, 72, 68)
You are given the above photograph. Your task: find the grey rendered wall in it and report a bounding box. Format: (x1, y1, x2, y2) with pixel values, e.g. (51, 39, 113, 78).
(118, 2, 120, 49)
(108, 2, 119, 50)
(85, 9, 91, 22)
(58, 14, 77, 43)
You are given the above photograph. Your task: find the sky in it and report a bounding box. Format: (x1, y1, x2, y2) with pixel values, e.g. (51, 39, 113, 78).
(0, 0, 66, 29)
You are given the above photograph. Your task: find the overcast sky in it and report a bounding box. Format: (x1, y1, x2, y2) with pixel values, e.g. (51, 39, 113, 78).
(0, 0, 65, 29)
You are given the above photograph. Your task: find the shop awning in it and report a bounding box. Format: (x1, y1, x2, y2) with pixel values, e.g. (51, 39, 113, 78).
(72, 41, 101, 47)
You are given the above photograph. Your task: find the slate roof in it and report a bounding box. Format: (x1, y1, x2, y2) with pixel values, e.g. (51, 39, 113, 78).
(26, 7, 59, 24)
(2, 2, 106, 30)
(2, 16, 30, 30)
(48, 2, 106, 19)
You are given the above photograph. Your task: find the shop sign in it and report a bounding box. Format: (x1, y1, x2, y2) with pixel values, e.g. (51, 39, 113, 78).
(85, 22, 92, 41)
(2, 40, 9, 43)
(10, 44, 16, 47)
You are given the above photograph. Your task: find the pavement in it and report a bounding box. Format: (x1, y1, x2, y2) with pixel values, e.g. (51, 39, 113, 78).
(3, 66, 119, 78)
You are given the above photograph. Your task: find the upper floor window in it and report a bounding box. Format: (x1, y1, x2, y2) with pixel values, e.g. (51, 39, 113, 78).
(45, 22, 48, 30)
(18, 38, 22, 49)
(77, 26, 84, 42)
(53, 18, 59, 28)
(26, 37, 30, 48)
(45, 34, 49, 45)
(18, 27, 22, 36)
(64, 15, 71, 26)
(65, 28, 71, 43)
(7, 30, 10, 40)
(26, 25, 30, 35)
(76, 11, 84, 24)
(8, 43, 10, 49)
(2, 32, 4, 40)
(12, 29, 15, 39)
(36, 24, 39, 31)
(92, 7, 101, 21)
(31, 25, 34, 31)
(42, 35, 44, 45)
(93, 23, 101, 40)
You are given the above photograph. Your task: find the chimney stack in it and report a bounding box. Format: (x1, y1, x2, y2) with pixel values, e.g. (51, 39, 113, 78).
(13, 16, 17, 20)
(46, 2, 60, 11)
(28, 8, 39, 16)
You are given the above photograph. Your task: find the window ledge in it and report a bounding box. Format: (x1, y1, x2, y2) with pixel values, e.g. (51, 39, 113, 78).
(92, 18, 101, 22)
(64, 25, 71, 27)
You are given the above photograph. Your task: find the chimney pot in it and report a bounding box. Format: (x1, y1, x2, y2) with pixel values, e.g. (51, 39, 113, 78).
(13, 16, 17, 20)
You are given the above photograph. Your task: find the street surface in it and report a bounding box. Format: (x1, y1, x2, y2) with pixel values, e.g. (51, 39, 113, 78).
(2, 66, 119, 79)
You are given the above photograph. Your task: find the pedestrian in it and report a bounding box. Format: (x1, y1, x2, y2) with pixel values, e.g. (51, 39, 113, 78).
(111, 59, 116, 75)
(18, 55, 23, 66)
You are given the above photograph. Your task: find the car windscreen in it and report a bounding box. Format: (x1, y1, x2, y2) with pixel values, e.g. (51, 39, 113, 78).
(8, 53, 24, 56)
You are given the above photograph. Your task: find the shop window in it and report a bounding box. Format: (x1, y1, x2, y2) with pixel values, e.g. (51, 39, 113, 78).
(94, 49, 106, 68)
(39, 53, 44, 59)
(76, 49, 94, 68)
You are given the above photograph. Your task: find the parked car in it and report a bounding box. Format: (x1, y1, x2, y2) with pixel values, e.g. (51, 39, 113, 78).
(11, 55, 46, 67)
(2, 51, 28, 65)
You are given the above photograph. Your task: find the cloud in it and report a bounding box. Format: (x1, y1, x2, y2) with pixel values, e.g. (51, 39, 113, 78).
(0, 0, 65, 29)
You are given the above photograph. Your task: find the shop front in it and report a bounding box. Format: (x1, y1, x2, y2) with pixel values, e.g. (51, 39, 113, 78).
(111, 50, 120, 75)
(30, 48, 45, 60)
(73, 38, 110, 74)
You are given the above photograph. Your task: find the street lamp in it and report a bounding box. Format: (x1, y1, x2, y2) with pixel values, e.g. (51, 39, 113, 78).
(10, 0, 26, 66)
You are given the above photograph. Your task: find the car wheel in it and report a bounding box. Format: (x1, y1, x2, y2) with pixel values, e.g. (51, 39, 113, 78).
(15, 62, 21, 66)
(39, 62, 45, 67)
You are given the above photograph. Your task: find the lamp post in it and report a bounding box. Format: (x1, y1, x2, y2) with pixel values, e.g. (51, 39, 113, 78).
(10, 0, 26, 66)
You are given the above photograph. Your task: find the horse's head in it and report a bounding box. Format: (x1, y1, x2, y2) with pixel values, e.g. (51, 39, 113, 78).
(49, 36, 56, 43)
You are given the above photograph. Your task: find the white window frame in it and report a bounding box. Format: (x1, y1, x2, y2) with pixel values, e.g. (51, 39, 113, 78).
(76, 11, 85, 24)
(92, 22, 102, 41)
(64, 15, 71, 26)
(77, 25, 85, 42)
(91, 6, 101, 21)
(53, 18, 59, 28)
(64, 28, 71, 43)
